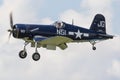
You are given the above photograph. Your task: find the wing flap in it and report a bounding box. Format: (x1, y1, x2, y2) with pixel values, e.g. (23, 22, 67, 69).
(58, 43, 68, 50)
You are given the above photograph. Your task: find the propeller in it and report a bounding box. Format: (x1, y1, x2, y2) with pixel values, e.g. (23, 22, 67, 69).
(7, 12, 14, 41)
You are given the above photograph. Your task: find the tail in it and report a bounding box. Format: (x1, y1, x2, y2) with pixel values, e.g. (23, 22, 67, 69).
(90, 14, 106, 34)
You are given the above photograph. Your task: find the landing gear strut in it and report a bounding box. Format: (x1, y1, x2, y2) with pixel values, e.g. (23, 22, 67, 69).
(32, 42, 40, 61)
(19, 42, 29, 59)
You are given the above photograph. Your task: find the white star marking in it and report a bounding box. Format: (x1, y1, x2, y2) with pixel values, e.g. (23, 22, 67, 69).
(75, 30, 82, 39)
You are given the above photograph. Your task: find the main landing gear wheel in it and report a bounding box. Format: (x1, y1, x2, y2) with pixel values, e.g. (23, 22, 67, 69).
(19, 50, 27, 59)
(32, 53, 40, 61)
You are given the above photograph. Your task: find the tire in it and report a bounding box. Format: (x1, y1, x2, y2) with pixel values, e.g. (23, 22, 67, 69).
(32, 53, 40, 61)
(19, 50, 27, 59)
(92, 47, 96, 50)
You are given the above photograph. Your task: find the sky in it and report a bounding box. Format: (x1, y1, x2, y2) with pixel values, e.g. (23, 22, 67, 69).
(0, 0, 120, 80)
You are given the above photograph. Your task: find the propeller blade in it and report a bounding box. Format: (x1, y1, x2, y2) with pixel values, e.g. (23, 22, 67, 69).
(8, 32, 12, 42)
(10, 12, 13, 29)
(7, 12, 14, 42)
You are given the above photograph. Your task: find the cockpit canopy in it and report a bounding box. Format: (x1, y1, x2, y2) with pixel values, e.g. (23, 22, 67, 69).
(53, 21, 64, 28)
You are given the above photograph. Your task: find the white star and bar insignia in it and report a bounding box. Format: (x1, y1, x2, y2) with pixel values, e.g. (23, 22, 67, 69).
(75, 30, 82, 39)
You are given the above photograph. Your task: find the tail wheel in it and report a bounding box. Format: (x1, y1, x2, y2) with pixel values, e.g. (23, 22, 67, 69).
(90, 41, 97, 50)
(19, 50, 27, 59)
(92, 46, 96, 50)
(32, 53, 40, 61)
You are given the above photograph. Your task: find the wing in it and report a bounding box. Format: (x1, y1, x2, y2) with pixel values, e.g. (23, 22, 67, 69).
(32, 36, 73, 50)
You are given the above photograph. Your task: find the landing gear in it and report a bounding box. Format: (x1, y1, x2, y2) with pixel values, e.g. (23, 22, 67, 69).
(32, 42, 40, 61)
(92, 46, 96, 50)
(19, 42, 29, 59)
(18, 41, 40, 61)
(19, 42, 40, 61)
(90, 41, 97, 50)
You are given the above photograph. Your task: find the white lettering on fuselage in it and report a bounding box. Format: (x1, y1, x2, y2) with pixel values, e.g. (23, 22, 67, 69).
(57, 29, 66, 35)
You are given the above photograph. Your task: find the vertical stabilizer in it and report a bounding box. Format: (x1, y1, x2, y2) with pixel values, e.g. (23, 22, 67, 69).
(90, 14, 106, 34)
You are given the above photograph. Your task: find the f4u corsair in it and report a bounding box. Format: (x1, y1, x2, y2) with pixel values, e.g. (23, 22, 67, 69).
(8, 13, 113, 61)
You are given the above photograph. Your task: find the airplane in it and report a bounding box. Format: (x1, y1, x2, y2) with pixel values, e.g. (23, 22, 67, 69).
(8, 13, 113, 61)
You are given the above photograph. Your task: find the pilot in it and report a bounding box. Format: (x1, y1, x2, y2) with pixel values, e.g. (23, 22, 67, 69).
(57, 22, 61, 28)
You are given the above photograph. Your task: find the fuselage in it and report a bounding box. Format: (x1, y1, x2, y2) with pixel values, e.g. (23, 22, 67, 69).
(12, 21, 113, 42)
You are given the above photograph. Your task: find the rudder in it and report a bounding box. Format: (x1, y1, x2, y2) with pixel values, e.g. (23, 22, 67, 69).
(90, 14, 106, 34)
